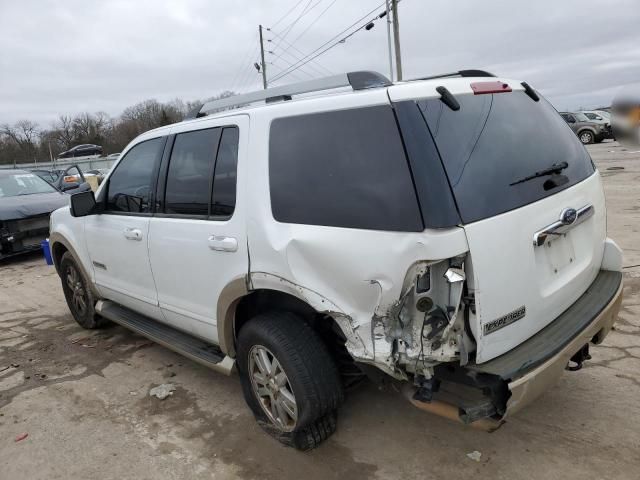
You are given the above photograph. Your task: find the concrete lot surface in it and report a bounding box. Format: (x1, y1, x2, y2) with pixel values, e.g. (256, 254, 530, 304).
(1, 141, 639, 479)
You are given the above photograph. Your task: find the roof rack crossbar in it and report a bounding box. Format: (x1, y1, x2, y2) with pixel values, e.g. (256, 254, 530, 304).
(411, 69, 496, 82)
(192, 71, 391, 118)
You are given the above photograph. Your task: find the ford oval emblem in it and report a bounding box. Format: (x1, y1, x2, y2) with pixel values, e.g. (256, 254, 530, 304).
(561, 208, 578, 225)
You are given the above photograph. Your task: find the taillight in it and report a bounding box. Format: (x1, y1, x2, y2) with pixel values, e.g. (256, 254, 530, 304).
(471, 81, 512, 95)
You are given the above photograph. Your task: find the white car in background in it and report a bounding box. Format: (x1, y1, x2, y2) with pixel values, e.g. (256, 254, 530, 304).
(581, 110, 610, 125)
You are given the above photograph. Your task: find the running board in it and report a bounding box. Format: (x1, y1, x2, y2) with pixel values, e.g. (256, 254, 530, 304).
(95, 300, 235, 375)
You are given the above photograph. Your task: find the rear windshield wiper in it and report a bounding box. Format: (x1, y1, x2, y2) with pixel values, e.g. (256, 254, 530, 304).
(509, 161, 569, 186)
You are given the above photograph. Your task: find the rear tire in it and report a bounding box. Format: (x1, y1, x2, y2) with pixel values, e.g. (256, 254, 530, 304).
(579, 130, 594, 144)
(60, 252, 106, 329)
(237, 312, 344, 450)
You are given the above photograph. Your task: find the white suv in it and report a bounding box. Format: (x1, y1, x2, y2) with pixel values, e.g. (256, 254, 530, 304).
(49, 70, 623, 449)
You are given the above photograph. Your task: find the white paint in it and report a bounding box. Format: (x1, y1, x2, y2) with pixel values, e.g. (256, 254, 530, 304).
(465, 172, 607, 363)
(50, 75, 617, 381)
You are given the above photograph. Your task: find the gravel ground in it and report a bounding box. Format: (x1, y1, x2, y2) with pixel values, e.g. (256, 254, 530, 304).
(1, 140, 639, 480)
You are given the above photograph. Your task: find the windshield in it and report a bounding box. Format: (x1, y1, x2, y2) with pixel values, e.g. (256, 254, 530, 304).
(0, 173, 58, 198)
(416, 91, 595, 223)
(574, 112, 590, 122)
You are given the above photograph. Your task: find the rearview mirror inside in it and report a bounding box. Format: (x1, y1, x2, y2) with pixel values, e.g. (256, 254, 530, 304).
(70, 190, 97, 217)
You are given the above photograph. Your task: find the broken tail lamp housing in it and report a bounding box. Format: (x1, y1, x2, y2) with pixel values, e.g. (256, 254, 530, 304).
(471, 81, 512, 95)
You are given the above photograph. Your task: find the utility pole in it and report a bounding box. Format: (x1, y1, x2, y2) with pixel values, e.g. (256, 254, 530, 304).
(391, 0, 403, 81)
(385, 1, 394, 82)
(258, 25, 268, 89)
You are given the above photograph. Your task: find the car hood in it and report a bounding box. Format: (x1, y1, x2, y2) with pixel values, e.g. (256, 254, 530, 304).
(0, 192, 69, 221)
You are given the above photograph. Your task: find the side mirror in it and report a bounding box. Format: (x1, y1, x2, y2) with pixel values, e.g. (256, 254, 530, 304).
(70, 190, 97, 217)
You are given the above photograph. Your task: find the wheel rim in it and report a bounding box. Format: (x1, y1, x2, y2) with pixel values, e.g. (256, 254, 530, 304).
(580, 132, 592, 144)
(248, 345, 298, 431)
(66, 265, 87, 316)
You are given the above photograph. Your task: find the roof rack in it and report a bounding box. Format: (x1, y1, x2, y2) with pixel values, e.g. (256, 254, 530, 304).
(186, 71, 391, 119)
(409, 69, 496, 82)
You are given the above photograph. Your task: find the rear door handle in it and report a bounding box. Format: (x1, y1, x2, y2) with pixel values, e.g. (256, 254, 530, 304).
(123, 228, 143, 241)
(208, 235, 238, 252)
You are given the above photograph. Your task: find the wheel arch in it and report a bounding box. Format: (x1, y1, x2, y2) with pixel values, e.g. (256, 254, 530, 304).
(49, 232, 99, 298)
(217, 278, 351, 361)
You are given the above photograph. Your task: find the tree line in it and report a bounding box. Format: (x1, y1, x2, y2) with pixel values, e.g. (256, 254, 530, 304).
(0, 92, 234, 166)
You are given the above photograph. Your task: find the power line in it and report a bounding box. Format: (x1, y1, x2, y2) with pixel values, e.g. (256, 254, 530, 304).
(268, 46, 327, 79)
(271, 0, 315, 52)
(266, 27, 333, 75)
(270, 2, 389, 84)
(270, 0, 307, 29)
(266, 32, 332, 77)
(230, 33, 259, 92)
(268, 60, 310, 82)
(271, 56, 316, 80)
(267, 0, 337, 74)
(235, 39, 262, 92)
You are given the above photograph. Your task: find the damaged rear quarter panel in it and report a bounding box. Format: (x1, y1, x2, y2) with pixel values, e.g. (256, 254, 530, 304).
(248, 221, 469, 375)
(245, 107, 470, 377)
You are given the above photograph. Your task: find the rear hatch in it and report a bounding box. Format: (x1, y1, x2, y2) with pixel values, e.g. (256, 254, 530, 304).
(393, 83, 606, 363)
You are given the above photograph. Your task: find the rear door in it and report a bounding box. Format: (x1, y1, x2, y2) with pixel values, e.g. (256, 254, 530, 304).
(399, 87, 605, 363)
(84, 137, 165, 320)
(147, 118, 247, 343)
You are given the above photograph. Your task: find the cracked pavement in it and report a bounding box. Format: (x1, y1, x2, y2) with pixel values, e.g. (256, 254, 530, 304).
(1, 141, 639, 480)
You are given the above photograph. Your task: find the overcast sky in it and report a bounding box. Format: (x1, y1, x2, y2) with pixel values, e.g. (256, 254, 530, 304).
(1, 0, 639, 126)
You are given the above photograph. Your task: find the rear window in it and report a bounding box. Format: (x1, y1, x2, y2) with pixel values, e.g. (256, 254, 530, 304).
(417, 91, 595, 223)
(269, 106, 423, 232)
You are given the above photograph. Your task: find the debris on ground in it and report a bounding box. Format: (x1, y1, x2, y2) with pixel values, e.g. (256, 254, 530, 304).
(149, 383, 176, 400)
(14, 433, 29, 442)
(606, 166, 625, 170)
(466, 451, 482, 462)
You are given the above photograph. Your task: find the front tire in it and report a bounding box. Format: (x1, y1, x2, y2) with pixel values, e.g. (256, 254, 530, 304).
(237, 312, 344, 450)
(579, 130, 594, 144)
(60, 252, 106, 329)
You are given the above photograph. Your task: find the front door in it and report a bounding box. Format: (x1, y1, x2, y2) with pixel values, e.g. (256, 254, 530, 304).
(148, 119, 247, 343)
(85, 136, 166, 320)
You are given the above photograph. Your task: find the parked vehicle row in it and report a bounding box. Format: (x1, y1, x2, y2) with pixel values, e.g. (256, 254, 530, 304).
(50, 70, 623, 450)
(560, 111, 613, 144)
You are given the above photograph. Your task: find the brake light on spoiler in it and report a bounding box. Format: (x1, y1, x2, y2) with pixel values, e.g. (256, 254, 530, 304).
(471, 81, 512, 95)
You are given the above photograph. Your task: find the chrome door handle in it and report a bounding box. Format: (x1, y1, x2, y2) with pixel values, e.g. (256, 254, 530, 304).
(208, 235, 238, 252)
(123, 228, 143, 241)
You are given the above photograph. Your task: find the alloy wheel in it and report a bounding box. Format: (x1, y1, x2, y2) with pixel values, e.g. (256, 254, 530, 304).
(248, 345, 298, 431)
(66, 265, 87, 316)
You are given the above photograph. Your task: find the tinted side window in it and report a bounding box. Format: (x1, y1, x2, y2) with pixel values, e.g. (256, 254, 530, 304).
(165, 128, 221, 216)
(107, 138, 164, 213)
(211, 127, 239, 218)
(269, 106, 423, 231)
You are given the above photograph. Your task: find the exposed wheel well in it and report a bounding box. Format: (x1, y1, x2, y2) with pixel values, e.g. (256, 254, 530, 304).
(51, 242, 69, 273)
(234, 289, 364, 388)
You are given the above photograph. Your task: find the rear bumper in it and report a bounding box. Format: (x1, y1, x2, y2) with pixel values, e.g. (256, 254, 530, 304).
(469, 269, 623, 418)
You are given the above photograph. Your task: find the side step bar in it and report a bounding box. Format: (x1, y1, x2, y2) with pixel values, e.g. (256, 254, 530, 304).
(96, 300, 235, 375)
